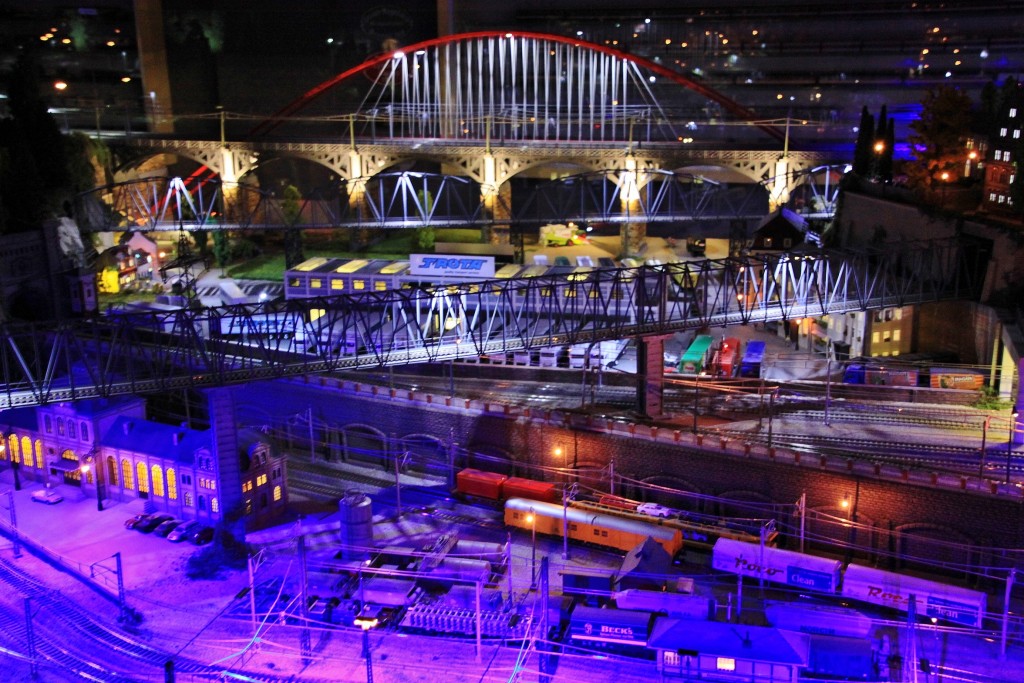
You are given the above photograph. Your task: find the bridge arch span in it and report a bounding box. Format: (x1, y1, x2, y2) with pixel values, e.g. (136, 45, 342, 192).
(252, 31, 786, 145)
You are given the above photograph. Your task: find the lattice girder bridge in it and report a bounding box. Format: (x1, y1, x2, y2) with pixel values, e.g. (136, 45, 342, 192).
(0, 238, 985, 411)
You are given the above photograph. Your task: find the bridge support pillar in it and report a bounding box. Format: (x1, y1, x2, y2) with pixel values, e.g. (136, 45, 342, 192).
(481, 183, 511, 247)
(619, 157, 647, 258)
(636, 335, 670, 418)
(347, 152, 373, 251)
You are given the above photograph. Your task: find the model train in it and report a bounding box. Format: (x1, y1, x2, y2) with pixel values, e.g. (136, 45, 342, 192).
(712, 538, 987, 629)
(504, 497, 685, 557)
(454, 469, 771, 553)
(842, 364, 986, 391)
(454, 468, 562, 504)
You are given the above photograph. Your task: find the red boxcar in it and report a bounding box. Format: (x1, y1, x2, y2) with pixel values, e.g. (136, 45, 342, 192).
(456, 468, 507, 500)
(715, 337, 742, 377)
(503, 477, 560, 503)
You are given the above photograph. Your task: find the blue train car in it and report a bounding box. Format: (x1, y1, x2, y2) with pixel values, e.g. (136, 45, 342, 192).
(738, 340, 766, 378)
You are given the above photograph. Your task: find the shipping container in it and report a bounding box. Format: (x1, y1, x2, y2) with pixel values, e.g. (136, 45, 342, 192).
(711, 538, 842, 593)
(502, 477, 560, 503)
(840, 564, 986, 628)
(807, 635, 876, 681)
(679, 335, 714, 374)
(842, 364, 919, 387)
(738, 340, 766, 378)
(455, 469, 507, 500)
(765, 602, 873, 639)
(928, 368, 985, 391)
(713, 337, 742, 377)
(612, 589, 714, 620)
(568, 606, 654, 647)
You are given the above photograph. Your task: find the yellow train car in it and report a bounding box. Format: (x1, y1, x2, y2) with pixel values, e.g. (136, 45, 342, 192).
(569, 499, 777, 551)
(504, 498, 683, 557)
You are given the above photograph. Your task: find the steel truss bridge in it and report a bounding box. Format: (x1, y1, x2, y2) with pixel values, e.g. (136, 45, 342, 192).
(0, 238, 985, 409)
(76, 171, 791, 233)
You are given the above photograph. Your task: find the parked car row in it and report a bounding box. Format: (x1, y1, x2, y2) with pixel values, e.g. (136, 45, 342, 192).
(124, 513, 214, 545)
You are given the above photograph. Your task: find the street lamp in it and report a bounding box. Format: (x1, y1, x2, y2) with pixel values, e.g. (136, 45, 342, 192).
(1006, 409, 1019, 485)
(79, 453, 103, 511)
(526, 509, 537, 589)
(940, 171, 950, 205)
(981, 415, 995, 479)
(355, 617, 377, 683)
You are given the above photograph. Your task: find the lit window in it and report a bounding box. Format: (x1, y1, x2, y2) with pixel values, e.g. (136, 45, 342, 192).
(893, 330, 902, 342)
(21, 436, 32, 468)
(353, 279, 366, 290)
(152, 464, 164, 497)
(310, 278, 322, 289)
(121, 459, 134, 490)
(167, 469, 177, 500)
(1000, 128, 1008, 137)
(1006, 152, 1012, 163)
(136, 462, 149, 494)
(1014, 130, 1021, 139)
(273, 485, 282, 501)
(995, 150, 1003, 161)
(257, 473, 268, 486)
(184, 491, 193, 507)
(242, 480, 252, 492)
(1011, 108, 1018, 118)
(872, 332, 880, 343)
(716, 657, 736, 672)
(212, 497, 219, 513)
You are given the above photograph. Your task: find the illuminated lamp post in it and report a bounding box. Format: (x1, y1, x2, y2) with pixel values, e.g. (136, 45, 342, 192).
(981, 415, 995, 479)
(526, 509, 537, 589)
(872, 140, 885, 180)
(79, 453, 104, 512)
(1006, 409, 1019, 485)
(354, 614, 377, 683)
(940, 171, 950, 206)
(965, 149, 979, 178)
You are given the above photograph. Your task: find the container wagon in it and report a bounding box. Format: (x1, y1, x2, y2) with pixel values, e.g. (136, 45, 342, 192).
(678, 335, 714, 374)
(738, 340, 766, 378)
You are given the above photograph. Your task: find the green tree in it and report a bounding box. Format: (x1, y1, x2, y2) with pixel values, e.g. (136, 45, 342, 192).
(281, 185, 302, 226)
(852, 107, 875, 176)
(211, 230, 229, 268)
(904, 86, 973, 197)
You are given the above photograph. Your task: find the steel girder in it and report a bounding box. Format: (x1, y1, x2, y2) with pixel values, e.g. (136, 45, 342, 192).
(75, 171, 772, 233)
(0, 238, 984, 409)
